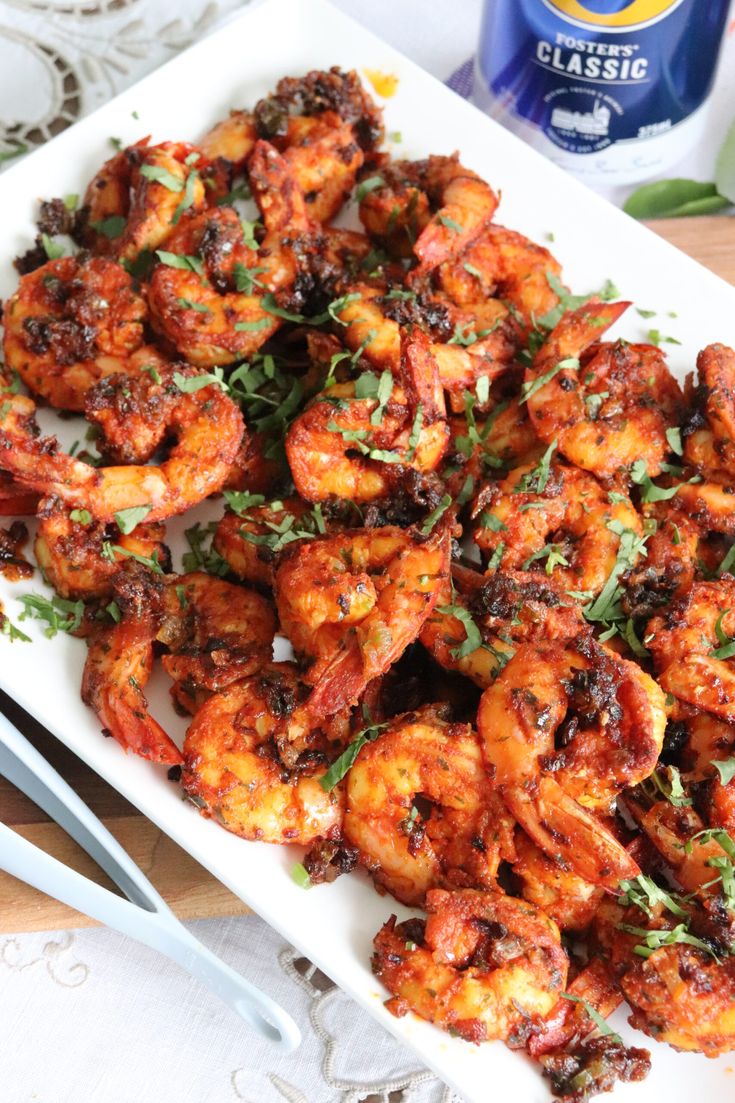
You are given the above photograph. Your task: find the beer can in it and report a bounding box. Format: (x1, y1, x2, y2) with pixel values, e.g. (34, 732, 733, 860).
(473, 0, 732, 186)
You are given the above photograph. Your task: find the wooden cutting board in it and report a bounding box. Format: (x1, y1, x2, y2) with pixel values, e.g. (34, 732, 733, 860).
(1, 214, 734, 934)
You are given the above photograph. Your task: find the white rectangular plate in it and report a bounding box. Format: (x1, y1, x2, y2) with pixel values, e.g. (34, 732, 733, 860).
(1, 1, 735, 1099)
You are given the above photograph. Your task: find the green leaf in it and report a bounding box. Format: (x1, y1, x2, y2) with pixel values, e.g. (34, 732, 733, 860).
(717, 544, 735, 577)
(437, 213, 463, 233)
(173, 368, 228, 394)
(356, 175, 385, 202)
(290, 862, 311, 889)
(105, 601, 121, 623)
(102, 542, 164, 574)
(406, 403, 423, 460)
(69, 508, 92, 526)
(647, 329, 681, 347)
(520, 358, 579, 404)
(171, 168, 199, 225)
(41, 233, 65, 260)
(711, 609, 735, 659)
(583, 522, 649, 624)
(618, 921, 719, 961)
(156, 250, 204, 275)
(177, 297, 210, 314)
(666, 426, 683, 456)
(712, 758, 735, 786)
(17, 593, 84, 638)
(559, 994, 622, 1043)
(516, 441, 557, 494)
(91, 215, 126, 239)
(478, 512, 507, 533)
(522, 542, 570, 576)
(114, 504, 152, 535)
(715, 117, 735, 205)
(260, 293, 306, 323)
(1, 616, 31, 643)
(623, 178, 730, 220)
(233, 263, 267, 295)
(234, 317, 271, 332)
(240, 219, 261, 250)
(436, 604, 484, 660)
(463, 262, 484, 280)
(139, 163, 183, 192)
(619, 873, 687, 919)
(419, 494, 452, 535)
(319, 716, 389, 790)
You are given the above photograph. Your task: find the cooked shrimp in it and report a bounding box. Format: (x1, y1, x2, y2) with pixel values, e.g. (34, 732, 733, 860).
(437, 224, 563, 330)
(684, 343, 735, 481)
(148, 144, 313, 367)
(268, 66, 384, 150)
(647, 579, 735, 723)
(420, 566, 584, 688)
(274, 524, 450, 754)
(335, 281, 520, 404)
(213, 496, 354, 588)
(81, 566, 182, 764)
(359, 154, 497, 272)
(525, 301, 682, 480)
(444, 393, 540, 492)
(82, 566, 274, 757)
(511, 830, 604, 931)
(527, 958, 623, 1058)
(286, 330, 448, 502)
(622, 509, 699, 620)
(80, 139, 206, 262)
(681, 710, 735, 835)
(182, 665, 344, 844)
(199, 110, 256, 168)
(213, 496, 315, 588)
(156, 570, 276, 711)
(0, 363, 244, 522)
(478, 635, 666, 887)
(34, 495, 170, 600)
(278, 112, 364, 224)
(3, 256, 147, 412)
(472, 459, 642, 597)
(343, 707, 516, 904)
(373, 888, 568, 1043)
(595, 894, 735, 1056)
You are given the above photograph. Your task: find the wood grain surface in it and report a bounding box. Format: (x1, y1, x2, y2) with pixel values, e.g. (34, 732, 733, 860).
(1, 213, 733, 934)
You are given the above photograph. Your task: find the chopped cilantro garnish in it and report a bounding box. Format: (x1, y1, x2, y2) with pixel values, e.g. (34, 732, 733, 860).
(17, 593, 84, 638)
(101, 543, 164, 574)
(356, 175, 385, 202)
(140, 163, 183, 191)
(114, 504, 152, 535)
(559, 994, 622, 1043)
(319, 712, 389, 790)
(156, 250, 204, 275)
(92, 215, 127, 240)
(419, 494, 452, 535)
(711, 609, 735, 659)
(520, 358, 579, 404)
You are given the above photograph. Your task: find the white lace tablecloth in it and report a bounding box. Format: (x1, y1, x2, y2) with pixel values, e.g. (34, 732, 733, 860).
(1, 3, 734, 1102)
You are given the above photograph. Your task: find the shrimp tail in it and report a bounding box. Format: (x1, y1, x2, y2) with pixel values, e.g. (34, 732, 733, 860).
(249, 139, 312, 234)
(81, 661, 182, 765)
(503, 776, 639, 890)
(398, 328, 446, 424)
(542, 299, 631, 361)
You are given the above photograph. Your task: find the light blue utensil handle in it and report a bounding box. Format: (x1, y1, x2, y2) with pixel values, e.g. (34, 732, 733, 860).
(0, 711, 300, 1052)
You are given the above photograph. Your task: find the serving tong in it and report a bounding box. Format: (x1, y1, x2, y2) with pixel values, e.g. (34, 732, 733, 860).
(0, 709, 300, 1052)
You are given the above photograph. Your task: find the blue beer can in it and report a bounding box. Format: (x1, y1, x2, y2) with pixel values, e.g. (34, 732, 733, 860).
(473, 0, 732, 185)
